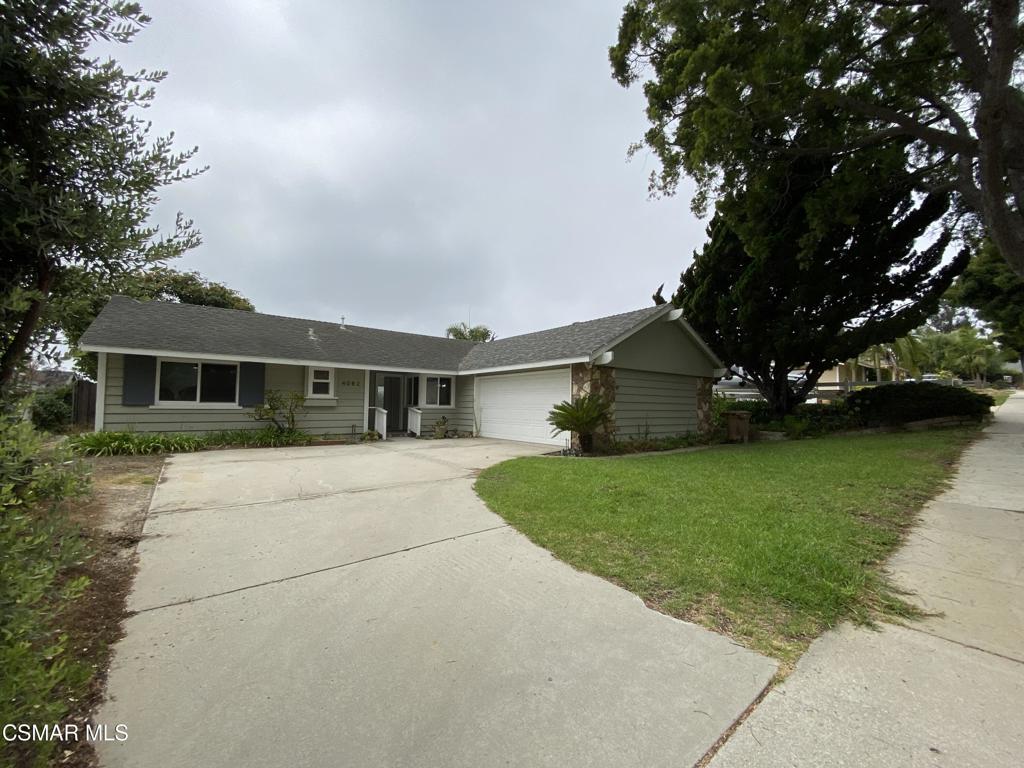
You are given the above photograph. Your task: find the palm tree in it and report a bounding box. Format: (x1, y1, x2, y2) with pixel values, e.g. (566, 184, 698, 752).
(547, 394, 611, 454)
(445, 322, 495, 342)
(889, 335, 926, 379)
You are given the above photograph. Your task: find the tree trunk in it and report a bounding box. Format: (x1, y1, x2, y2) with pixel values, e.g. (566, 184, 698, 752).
(0, 263, 53, 391)
(933, 0, 1024, 278)
(761, 368, 794, 419)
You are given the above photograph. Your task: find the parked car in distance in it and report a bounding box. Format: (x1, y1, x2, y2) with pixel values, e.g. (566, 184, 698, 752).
(716, 366, 749, 388)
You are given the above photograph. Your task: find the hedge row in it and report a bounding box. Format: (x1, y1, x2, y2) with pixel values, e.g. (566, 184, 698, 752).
(716, 382, 994, 437)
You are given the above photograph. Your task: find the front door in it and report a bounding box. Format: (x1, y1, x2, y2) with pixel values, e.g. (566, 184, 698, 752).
(383, 375, 403, 433)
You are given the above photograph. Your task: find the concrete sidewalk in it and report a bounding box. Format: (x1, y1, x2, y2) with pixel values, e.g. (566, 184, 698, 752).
(711, 392, 1024, 767)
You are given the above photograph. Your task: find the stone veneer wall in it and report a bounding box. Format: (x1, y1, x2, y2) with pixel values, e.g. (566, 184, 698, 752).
(570, 363, 616, 449)
(695, 376, 713, 437)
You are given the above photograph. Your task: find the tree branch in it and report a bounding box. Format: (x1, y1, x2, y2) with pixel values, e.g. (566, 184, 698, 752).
(832, 93, 978, 155)
(925, 0, 991, 92)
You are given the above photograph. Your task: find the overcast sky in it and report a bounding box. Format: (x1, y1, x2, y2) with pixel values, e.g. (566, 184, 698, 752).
(110, 0, 706, 338)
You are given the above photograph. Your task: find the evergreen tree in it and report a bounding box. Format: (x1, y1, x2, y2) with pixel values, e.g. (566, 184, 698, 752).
(677, 152, 967, 415)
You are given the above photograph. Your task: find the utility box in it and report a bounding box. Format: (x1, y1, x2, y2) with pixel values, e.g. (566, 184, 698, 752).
(725, 410, 752, 443)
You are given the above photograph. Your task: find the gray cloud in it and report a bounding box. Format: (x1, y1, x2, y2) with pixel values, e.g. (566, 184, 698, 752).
(111, 0, 706, 337)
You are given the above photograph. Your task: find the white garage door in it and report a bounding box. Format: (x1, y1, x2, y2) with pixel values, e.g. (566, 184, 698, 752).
(476, 368, 571, 446)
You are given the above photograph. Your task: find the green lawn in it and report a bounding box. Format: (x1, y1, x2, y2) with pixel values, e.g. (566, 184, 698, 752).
(990, 390, 1013, 407)
(476, 429, 976, 664)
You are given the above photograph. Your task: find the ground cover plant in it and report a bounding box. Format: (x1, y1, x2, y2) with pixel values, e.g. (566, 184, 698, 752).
(476, 429, 977, 665)
(594, 433, 707, 455)
(1, 414, 91, 767)
(69, 427, 314, 456)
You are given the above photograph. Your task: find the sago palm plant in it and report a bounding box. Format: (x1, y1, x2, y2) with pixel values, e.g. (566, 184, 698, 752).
(547, 393, 610, 454)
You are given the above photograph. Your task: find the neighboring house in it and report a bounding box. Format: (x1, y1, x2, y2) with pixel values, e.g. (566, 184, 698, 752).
(808, 357, 907, 386)
(24, 368, 77, 391)
(816, 361, 872, 385)
(79, 297, 724, 447)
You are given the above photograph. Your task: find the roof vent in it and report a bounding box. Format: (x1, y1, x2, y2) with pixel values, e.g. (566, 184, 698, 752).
(340, 315, 346, 329)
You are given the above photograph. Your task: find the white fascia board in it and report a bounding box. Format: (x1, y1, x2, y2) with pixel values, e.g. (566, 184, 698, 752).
(458, 357, 587, 376)
(677, 316, 725, 368)
(78, 344, 459, 376)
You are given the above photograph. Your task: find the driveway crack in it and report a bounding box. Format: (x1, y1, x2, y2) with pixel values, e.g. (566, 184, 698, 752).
(150, 474, 476, 516)
(131, 523, 510, 614)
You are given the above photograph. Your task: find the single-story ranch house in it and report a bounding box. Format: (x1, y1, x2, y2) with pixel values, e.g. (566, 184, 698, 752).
(80, 297, 725, 447)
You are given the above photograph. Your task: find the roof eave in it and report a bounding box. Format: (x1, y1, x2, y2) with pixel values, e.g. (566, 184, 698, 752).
(78, 344, 461, 375)
(458, 356, 590, 375)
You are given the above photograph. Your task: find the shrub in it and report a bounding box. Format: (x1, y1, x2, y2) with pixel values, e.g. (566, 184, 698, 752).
(252, 389, 307, 431)
(30, 385, 73, 433)
(845, 382, 994, 425)
(783, 402, 861, 436)
(1, 413, 91, 766)
(712, 395, 774, 427)
(547, 393, 611, 453)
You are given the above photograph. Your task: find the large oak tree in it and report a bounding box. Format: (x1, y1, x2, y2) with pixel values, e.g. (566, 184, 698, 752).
(611, 0, 1024, 276)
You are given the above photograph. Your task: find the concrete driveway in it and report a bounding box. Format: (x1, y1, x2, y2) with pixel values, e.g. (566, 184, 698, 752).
(98, 437, 775, 768)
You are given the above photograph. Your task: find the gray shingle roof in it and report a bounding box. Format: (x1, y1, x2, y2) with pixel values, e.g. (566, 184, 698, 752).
(458, 306, 665, 371)
(79, 296, 669, 372)
(80, 296, 477, 371)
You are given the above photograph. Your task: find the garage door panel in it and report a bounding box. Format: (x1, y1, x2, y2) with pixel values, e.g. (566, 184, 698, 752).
(477, 368, 570, 446)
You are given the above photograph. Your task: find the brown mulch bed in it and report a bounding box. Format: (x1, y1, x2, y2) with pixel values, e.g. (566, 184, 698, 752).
(51, 456, 163, 768)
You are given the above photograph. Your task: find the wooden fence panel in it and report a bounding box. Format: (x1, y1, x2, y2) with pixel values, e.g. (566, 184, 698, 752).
(72, 379, 96, 428)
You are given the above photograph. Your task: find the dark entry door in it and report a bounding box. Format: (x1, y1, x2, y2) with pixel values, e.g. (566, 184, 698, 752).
(383, 375, 403, 433)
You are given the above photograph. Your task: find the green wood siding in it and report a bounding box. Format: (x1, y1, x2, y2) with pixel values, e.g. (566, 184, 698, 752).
(451, 374, 475, 433)
(611, 319, 715, 377)
(613, 368, 699, 438)
(101, 354, 365, 436)
(409, 374, 475, 435)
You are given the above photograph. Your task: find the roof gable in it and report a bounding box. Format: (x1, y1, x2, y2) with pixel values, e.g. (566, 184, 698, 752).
(457, 306, 666, 371)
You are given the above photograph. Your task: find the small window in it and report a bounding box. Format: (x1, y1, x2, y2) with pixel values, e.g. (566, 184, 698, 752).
(307, 367, 334, 398)
(425, 376, 452, 406)
(406, 376, 419, 406)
